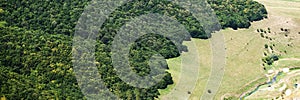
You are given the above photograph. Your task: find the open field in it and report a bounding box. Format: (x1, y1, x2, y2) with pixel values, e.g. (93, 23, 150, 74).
(215, 23, 267, 99)
(160, 0, 300, 99)
(189, 38, 212, 100)
(218, 0, 300, 99)
(158, 57, 181, 95)
(162, 23, 268, 99)
(275, 59, 300, 69)
(159, 40, 205, 100)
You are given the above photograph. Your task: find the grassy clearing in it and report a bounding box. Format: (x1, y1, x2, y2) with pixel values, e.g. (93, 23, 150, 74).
(210, 0, 300, 99)
(159, 40, 206, 100)
(215, 25, 267, 99)
(189, 39, 212, 100)
(163, 26, 267, 100)
(160, 0, 300, 99)
(158, 38, 212, 100)
(242, 0, 300, 99)
(158, 57, 181, 95)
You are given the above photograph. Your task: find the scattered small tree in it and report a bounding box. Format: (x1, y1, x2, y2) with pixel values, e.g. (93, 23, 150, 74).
(263, 54, 279, 65)
(260, 33, 264, 38)
(187, 91, 191, 94)
(260, 29, 264, 32)
(270, 45, 273, 50)
(264, 44, 268, 48)
(264, 52, 267, 56)
(284, 29, 288, 32)
(207, 90, 212, 94)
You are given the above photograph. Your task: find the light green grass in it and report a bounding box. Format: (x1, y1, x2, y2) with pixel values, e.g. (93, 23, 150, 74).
(276, 60, 300, 68)
(189, 39, 212, 100)
(218, 0, 300, 99)
(159, 40, 207, 100)
(158, 57, 181, 95)
(215, 26, 266, 99)
(283, 0, 300, 2)
(159, 0, 300, 99)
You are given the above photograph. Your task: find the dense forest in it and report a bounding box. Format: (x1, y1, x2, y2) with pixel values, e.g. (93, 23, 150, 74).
(0, 0, 267, 99)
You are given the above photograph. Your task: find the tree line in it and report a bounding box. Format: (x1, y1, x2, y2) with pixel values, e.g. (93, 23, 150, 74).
(0, 0, 268, 99)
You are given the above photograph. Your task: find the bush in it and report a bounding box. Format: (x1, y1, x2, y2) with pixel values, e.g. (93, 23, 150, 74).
(260, 29, 264, 32)
(263, 54, 279, 65)
(261, 33, 264, 37)
(264, 44, 268, 48)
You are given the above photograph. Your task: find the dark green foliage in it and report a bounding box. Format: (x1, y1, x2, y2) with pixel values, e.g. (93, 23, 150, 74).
(262, 54, 279, 65)
(129, 34, 180, 76)
(260, 33, 264, 38)
(290, 67, 300, 70)
(263, 52, 267, 56)
(207, 0, 268, 29)
(264, 44, 268, 49)
(260, 29, 264, 32)
(0, 27, 84, 99)
(0, 0, 89, 36)
(0, 0, 267, 36)
(0, 26, 174, 100)
(0, 21, 5, 28)
(0, 0, 268, 99)
(270, 45, 273, 50)
(94, 33, 175, 99)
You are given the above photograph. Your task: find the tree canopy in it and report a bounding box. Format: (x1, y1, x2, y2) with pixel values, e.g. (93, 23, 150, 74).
(0, 0, 267, 99)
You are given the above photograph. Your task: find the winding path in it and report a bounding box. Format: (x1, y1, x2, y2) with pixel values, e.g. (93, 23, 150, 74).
(274, 58, 300, 66)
